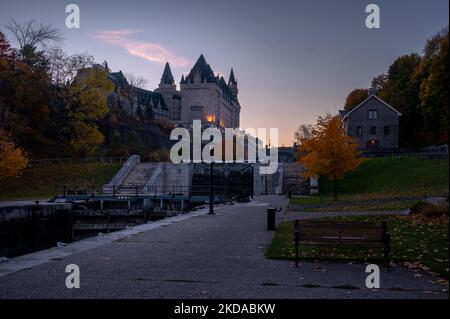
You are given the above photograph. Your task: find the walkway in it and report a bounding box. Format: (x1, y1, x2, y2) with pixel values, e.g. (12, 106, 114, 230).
(0, 196, 447, 298)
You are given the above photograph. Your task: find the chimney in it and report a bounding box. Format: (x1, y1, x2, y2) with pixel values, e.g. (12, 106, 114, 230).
(368, 88, 377, 96)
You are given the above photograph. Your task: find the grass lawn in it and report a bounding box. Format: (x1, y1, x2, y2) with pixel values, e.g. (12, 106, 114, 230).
(267, 215, 449, 279)
(290, 158, 449, 211)
(0, 163, 121, 201)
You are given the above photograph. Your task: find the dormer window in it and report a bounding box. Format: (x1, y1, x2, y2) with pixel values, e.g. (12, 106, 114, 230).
(368, 110, 378, 119)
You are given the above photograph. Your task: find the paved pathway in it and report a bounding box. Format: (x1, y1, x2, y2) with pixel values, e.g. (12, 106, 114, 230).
(0, 196, 447, 299)
(284, 210, 410, 222)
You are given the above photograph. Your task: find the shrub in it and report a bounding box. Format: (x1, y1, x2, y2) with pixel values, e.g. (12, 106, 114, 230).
(410, 201, 449, 218)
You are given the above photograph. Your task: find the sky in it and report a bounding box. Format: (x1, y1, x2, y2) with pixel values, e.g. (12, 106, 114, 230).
(0, 0, 448, 146)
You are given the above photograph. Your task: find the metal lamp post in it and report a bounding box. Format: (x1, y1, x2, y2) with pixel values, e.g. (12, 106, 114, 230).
(209, 161, 214, 215)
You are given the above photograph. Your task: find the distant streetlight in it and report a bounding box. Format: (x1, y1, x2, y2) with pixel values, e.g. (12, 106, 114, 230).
(209, 161, 214, 215)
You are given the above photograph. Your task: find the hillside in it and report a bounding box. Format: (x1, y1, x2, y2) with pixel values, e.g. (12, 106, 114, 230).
(321, 157, 449, 199)
(290, 158, 449, 210)
(0, 163, 121, 201)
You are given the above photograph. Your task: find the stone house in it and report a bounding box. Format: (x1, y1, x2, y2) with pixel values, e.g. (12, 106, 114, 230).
(340, 89, 402, 151)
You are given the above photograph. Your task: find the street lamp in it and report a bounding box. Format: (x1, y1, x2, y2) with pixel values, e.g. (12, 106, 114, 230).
(209, 161, 214, 215)
(265, 143, 269, 195)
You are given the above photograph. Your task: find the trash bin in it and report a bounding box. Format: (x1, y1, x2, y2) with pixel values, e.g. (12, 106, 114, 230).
(267, 208, 276, 231)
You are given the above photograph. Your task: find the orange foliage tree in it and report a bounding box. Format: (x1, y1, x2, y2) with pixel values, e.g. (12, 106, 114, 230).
(297, 114, 364, 200)
(0, 130, 28, 179)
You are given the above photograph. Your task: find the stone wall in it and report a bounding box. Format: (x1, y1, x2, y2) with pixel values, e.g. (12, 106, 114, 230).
(346, 97, 400, 150)
(180, 82, 240, 128)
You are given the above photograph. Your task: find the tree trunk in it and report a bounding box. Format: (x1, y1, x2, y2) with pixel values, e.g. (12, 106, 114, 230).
(334, 177, 338, 201)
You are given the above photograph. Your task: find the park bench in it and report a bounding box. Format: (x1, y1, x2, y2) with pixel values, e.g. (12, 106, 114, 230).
(293, 220, 391, 269)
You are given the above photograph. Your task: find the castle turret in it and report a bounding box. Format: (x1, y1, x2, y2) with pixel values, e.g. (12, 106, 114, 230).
(159, 62, 176, 89)
(156, 62, 181, 122)
(228, 68, 238, 96)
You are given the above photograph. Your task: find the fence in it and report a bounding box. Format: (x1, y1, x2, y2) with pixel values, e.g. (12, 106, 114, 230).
(29, 157, 130, 167)
(364, 153, 448, 161)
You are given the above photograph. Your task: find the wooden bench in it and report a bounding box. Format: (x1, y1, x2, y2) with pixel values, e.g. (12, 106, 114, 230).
(293, 220, 391, 269)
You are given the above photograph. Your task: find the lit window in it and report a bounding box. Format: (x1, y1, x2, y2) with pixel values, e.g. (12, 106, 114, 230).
(368, 110, 378, 119)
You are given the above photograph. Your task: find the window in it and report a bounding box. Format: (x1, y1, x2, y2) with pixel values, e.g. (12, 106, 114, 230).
(368, 110, 378, 119)
(356, 126, 363, 136)
(370, 126, 377, 135)
(384, 125, 390, 135)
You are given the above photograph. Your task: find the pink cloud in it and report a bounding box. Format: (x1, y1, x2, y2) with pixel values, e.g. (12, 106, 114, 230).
(94, 30, 192, 68)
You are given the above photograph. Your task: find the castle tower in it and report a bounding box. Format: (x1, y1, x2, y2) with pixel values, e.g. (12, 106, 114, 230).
(159, 62, 176, 90)
(179, 55, 241, 128)
(228, 68, 238, 97)
(156, 62, 181, 122)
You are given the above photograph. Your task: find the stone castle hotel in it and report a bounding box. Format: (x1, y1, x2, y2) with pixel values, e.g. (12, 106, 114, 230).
(108, 54, 241, 129)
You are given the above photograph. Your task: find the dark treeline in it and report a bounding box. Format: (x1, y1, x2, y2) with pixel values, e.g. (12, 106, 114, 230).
(0, 21, 171, 164)
(344, 27, 449, 148)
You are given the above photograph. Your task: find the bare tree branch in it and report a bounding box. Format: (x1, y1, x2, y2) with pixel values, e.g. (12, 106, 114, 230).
(6, 19, 63, 50)
(125, 73, 148, 89)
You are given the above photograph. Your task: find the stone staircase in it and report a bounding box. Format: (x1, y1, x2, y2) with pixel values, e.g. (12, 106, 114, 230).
(253, 163, 284, 195)
(282, 163, 310, 195)
(147, 163, 192, 196)
(116, 163, 159, 195)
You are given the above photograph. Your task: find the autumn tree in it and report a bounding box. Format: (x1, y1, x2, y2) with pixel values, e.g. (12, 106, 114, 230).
(0, 32, 16, 126)
(61, 66, 113, 156)
(344, 89, 368, 111)
(46, 46, 94, 87)
(0, 32, 16, 64)
(418, 28, 449, 144)
(378, 54, 423, 146)
(0, 130, 28, 180)
(293, 124, 313, 146)
(0, 32, 53, 156)
(298, 114, 364, 200)
(371, 73, 388, 92)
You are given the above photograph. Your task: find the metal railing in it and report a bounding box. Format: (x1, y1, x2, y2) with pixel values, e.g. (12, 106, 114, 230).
(364, 153, 448, 161)
(29, 157, 130, 167)
(54, 183, 254, 199)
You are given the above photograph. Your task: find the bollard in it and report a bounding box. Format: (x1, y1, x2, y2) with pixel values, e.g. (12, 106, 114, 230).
(294, 220, 300, 267)
(267, 208, 276, 231)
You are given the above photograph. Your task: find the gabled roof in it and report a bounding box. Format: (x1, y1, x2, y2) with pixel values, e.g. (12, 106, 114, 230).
(219, 76, 238, 103)
(342, 95, 402, 120)
(185, 54, 217, 83)
(338, 110, 349, 118)
(181, 54, 239, 104)
(160, 62, 175, 85)
(109, 71, 129, 87)
(135, 88, 168, 111)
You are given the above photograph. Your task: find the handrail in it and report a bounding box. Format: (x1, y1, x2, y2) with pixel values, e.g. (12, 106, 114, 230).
(363, 153, 448, 160)
(29, 157, 130, 167)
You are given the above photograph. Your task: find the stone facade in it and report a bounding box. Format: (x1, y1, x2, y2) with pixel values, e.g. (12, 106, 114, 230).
(154, 63, 182, 123)
(158, 55, 241, 128)
(108, 55, 241, 128)
(340, 92, 401, 151)
(108, 71, 169, 121)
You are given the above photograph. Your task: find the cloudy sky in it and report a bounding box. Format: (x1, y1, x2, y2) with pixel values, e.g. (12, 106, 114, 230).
(1, 0, 448, 145)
